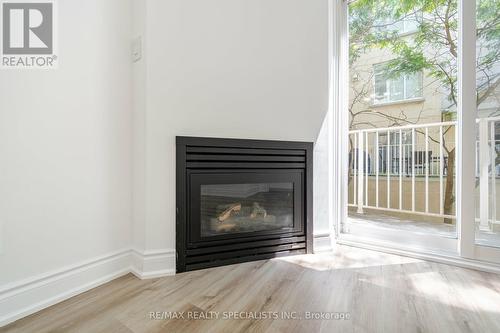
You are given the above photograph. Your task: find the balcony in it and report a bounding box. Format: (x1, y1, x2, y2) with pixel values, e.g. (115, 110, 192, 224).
(348, 118, 500, 247)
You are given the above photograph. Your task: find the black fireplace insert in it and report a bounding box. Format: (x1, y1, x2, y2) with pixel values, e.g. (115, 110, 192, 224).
(176, 136, 313, 272)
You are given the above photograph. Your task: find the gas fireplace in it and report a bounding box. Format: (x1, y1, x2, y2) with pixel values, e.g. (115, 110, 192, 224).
(176, 137, 312, 272)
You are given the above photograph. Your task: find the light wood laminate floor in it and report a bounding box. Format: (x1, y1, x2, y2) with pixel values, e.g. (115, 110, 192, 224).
(2, 245, 500, 333)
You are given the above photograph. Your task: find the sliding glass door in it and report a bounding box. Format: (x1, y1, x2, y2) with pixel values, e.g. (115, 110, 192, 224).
(474, 0, 500, 249)
(345, 0, 458, 251)
(339, 0, 500, 264)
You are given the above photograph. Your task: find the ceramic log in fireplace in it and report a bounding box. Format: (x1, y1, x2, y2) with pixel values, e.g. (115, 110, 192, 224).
(176, 136, 313, 272)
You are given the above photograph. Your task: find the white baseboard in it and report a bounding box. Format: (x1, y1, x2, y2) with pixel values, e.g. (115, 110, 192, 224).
(0, 247, 176, 327)
(130, 248, 175, 279)
(313, 233, 334, 253)
(0, 249, 131, 327)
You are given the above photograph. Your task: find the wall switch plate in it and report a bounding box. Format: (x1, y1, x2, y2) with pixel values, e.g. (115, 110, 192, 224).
(132, 36, 142, 63)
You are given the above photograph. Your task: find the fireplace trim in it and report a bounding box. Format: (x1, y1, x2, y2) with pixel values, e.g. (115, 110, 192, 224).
(176, 136, 313, 272)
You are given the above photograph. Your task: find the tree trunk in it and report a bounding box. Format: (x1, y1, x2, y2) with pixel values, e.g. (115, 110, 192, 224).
(443, 148, 455, 224)
(348, 138, 354, 186)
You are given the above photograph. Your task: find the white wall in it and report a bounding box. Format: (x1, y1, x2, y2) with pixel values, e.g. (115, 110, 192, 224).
(133, 0, 330, 254)
(0, 0, 132, 286)
(132, 0, 147, 252)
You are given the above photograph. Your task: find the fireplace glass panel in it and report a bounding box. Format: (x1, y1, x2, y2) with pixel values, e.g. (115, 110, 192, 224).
(200, 182, 294, 236)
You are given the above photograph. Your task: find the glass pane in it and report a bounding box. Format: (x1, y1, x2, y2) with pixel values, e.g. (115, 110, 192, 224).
(374, 71, 389, 103)
(200, 183, 294, 236)
(374, 14, 420, 35)
(389, 75, 405, 102)
(475, 0, 500, 247)
(347, 1, 457, 237)
(403, 17, 419, 34)
(405, 72, 422, 99)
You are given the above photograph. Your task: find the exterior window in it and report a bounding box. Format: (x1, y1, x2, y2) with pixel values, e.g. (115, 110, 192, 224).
(375, 14, 420, 35)
(373, 63, 422, 104)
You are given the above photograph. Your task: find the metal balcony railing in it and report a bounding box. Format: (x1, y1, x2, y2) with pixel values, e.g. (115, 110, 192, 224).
(349, 118, 500, 231)
(348, 121, 456, 220)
